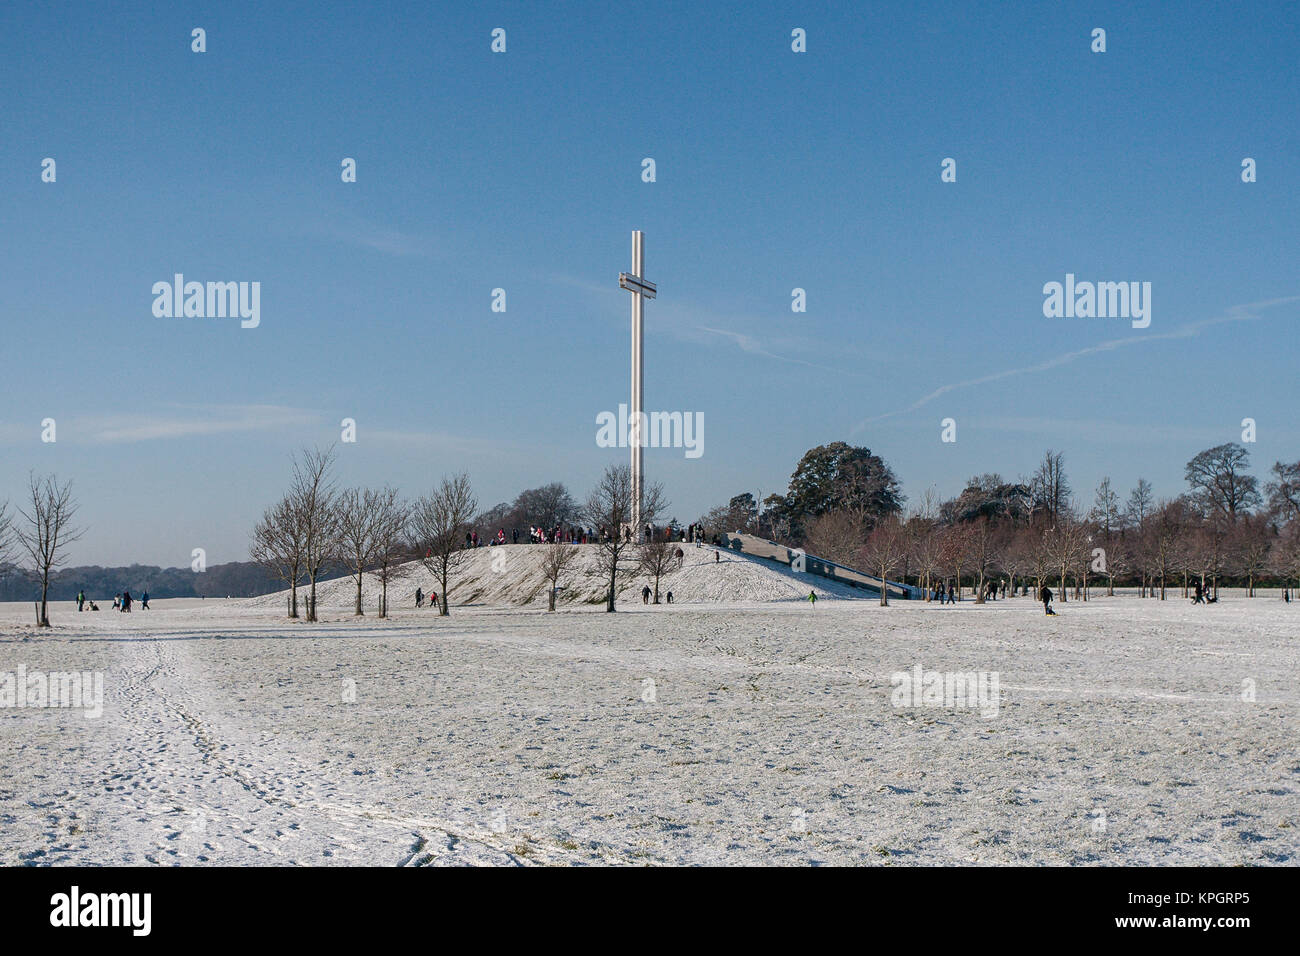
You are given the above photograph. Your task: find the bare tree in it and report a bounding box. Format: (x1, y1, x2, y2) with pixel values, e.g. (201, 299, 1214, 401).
(1233, 514, 1272, 598)
(908, 521, 942, 600)
(1030, 450, 1071, 523)
(411, 473, 477, 616)
(858, 515, 909, 606)
(1266, 460, 1300, 522)
(999, 526, 1030, 597)
(540, 542, 580, 611)
(335, 487, 387, 615)
(251, 494, 306, 618)
(0, 498, 13, 565)
(290, 446, 341, 622)
(1090, 477, 1123, 595)
(1044, 510, 1087, 602)
(1125, 478, 1154, 529)
(1149, 500, 1187, 600)
(1187, 512, 1232, 600)
(370, 488, 408, 618)
(1271, 524, 1300, 595)
(16, 474, 84, 627)
(1028, 526, 1054, 596)
(965, 516, 1000, 603)
(638, 539, 676, 604)
(1185, 443, 1260, 523)
(938, 522, 973, 599)
(1097, 531, 1129, 596)
(1126, 477, 1155, 595)
(583, 464, 667, 612)
(904, 488, 942, 598)
(802, 510, 867, 566)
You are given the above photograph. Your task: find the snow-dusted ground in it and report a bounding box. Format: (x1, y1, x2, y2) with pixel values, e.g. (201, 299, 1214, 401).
(1, 584, 1296, 866)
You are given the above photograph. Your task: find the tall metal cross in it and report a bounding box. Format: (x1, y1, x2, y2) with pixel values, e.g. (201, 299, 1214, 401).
(619, 230, 656, 542)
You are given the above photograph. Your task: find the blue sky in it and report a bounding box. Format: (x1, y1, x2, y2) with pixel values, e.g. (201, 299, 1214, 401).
(2, 0, 1297, 565)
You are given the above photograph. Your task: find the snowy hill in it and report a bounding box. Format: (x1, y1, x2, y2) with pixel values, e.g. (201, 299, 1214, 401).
(241, 542, 871, 612)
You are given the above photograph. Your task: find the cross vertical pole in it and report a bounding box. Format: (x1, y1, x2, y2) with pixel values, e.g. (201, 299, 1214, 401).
(630, 230, 644, 542)
(619, 231, 655, 544)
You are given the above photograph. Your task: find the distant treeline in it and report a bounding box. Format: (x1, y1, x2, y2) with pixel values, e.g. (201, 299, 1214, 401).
(0, 560, 347, 602)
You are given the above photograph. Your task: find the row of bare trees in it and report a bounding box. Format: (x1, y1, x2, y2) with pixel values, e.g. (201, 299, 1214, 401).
(250, 447, 475, 620)
(0, 474, 84, 627)
(738, 444, 1300, 607)
(844, 500, 1300, 609)
(250, 453, 672, 617)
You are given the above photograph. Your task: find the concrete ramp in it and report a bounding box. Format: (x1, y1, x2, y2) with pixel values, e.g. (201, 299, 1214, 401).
(718, 532, 922, 600)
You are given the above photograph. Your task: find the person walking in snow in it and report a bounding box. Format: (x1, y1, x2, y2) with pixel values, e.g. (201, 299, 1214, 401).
(808, 590, 817, 607)
(141, 591, 150, 609)
(416, 587, 423, 608)
(1040, 585, 1055, 615)
(642, 585, 651, 604)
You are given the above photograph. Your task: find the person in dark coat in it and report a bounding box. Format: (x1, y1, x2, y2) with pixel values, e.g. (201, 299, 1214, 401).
(1040, 585, 1054, 615)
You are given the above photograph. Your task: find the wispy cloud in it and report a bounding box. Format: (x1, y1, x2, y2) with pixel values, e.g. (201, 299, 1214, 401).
(0, 405, 508, 453)
(365, 428, 519, 456)
(850, 296, 1299, 435)
(972, 416, 1221, 445)
(695, 326, 843, 372)
(542, 271, 859, 375)
(340, 226, 433, 258)
(291, 218, 436, 258)
(90, 404, 321, 443)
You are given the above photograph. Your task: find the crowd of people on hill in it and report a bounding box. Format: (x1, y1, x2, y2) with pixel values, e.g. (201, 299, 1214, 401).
(458, 525, 602, 546)
(457, 522, 712, 547)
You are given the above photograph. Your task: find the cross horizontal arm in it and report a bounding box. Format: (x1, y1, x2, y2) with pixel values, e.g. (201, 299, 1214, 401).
(619, 273, 657, 299)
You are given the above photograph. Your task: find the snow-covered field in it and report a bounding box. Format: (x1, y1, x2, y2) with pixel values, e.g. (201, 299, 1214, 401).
(1, 573, 1296, 866)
